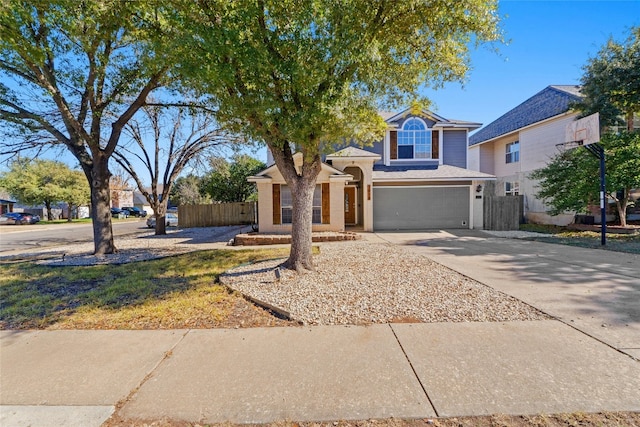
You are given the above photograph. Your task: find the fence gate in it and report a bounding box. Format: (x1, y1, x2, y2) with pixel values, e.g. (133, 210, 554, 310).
(483, 196, 523, 231)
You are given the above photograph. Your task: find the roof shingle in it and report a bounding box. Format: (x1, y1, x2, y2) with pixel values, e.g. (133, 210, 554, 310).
(469, 85, 582, 146)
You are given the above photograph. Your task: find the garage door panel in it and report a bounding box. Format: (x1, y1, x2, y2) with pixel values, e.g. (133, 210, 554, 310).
(373, 187, 469, 230)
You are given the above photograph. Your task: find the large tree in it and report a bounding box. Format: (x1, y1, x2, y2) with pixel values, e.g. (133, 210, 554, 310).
(202, 154, 265, 203)
(0, 158, 88, 220)
(0, 0, 170, 254)
(170, 175, 210, 207)
(172, 0, 501, 271)
(531, 132, 640, 227)
(114, 105, 229, 235)
(576, 26, 640, 131)
(564, 26, 640, 227)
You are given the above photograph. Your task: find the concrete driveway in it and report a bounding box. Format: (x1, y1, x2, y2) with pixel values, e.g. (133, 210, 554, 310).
(373, 230, 640, 360)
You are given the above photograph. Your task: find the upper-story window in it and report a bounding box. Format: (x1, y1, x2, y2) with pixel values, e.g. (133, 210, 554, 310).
(505, 141, 520, 163)
(397, 118, 432, 159)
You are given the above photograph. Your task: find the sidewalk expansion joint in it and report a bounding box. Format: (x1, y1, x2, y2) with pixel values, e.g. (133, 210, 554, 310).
(105, 329, 191, 423)
(387, 323, 439, 417)
(554, 318, 640, 362)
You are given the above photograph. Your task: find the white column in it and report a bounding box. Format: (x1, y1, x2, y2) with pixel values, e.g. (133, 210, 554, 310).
(384, 130, 390, 166)
(363, 161, 375, 231)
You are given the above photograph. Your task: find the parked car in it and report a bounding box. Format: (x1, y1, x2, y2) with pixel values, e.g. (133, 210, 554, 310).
(121, 206, 147, 217)
(0, 212, 35, 225)
(146, 213, 178, 228)
(110, 207, 129, 218)
(16, 213, 40, 223)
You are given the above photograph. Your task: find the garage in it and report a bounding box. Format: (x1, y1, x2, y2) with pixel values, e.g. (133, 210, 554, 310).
(373, 186, 470, 230)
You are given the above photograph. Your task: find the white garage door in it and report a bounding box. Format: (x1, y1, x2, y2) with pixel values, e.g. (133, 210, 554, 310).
(373, 186, 470, 230)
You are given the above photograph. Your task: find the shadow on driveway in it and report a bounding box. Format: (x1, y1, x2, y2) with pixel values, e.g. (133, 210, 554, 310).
(376, 230, 640, 355)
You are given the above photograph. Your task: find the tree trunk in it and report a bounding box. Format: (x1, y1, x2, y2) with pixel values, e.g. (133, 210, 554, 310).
(155, 215, 167, 235)
(615, 190, 629, 227)
(616, 203, 627, 227)
(268, 141, 322, 273)
(45, 201, 53, 221)
(283, 175, 317, 272)
(153, 202, 167, 235)
(90, 162, 117, 255)
(67, 203, 74, 222)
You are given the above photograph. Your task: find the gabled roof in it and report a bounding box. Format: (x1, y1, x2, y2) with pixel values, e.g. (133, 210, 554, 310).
(326, 146, 381, 159)
(469, 85, 582, 146)
(378, 111, 396, 121)
(248, 152, 351, 182)
(383, 107, 482, 130)
(133, 192, 148, 205)
(0, 191, 15, 203)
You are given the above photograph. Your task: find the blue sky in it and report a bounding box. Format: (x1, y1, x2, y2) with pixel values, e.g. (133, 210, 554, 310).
(3, 1, 639, 171)
(422, 0, 640, 130)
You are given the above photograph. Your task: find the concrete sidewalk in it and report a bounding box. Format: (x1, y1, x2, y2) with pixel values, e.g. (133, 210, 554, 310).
(2, 322, 640, 426)
(373, 230, 640, 360)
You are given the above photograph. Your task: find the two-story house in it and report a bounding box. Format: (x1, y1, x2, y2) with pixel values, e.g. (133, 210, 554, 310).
(249, 107, 495, 232)
(468, 85, 583, 225)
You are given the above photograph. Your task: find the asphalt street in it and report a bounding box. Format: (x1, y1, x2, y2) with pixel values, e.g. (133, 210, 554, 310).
(0, 219, 148, 254)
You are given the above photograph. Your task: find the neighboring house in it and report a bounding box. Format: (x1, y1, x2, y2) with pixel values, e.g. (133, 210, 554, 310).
(468, 85, 583, 225)
(133, 191, 152, 214)
(1, 189, 88, 219)
(0, 198, 16, 214)
(110, 187, 134, 209)
(0, 191, 16, 214)
(11, 200, 64, 219)
(249, 108, 495, 233)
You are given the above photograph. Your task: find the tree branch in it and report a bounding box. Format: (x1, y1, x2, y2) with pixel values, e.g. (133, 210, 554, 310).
(103, 67, 169, 158)
(0, 100, 71, 145)
(144, 102, 219, 115)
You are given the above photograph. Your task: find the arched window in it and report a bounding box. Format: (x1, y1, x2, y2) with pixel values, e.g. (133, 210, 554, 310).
(397, 118, 432, 159)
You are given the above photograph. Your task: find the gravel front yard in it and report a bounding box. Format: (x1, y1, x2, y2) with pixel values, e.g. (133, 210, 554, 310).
(3, 226, 549, 327)
(222, 241, 549, 325)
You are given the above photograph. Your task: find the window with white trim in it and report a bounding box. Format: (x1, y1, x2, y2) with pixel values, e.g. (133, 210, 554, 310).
(505, 181, 520, 196)
(505, 141, 520, 164)
(397, 118, 432, 159)
(281, 185, 322, 224)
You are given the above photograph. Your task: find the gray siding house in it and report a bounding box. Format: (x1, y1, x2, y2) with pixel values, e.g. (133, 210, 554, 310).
(251, 107, 495, 232)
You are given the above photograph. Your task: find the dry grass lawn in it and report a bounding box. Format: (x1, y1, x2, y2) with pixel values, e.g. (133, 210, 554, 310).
(0, 248, 295, 329)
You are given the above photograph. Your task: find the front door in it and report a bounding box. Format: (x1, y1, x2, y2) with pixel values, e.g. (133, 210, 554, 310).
(344, 187, 356, 224)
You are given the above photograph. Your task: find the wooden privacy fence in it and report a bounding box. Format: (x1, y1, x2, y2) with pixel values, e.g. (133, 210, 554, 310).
(483, 195, 523, 231)
(178, 202, 256, 228)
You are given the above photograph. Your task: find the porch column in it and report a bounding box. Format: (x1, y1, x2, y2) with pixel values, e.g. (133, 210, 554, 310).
(361, 160, 376, 232)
